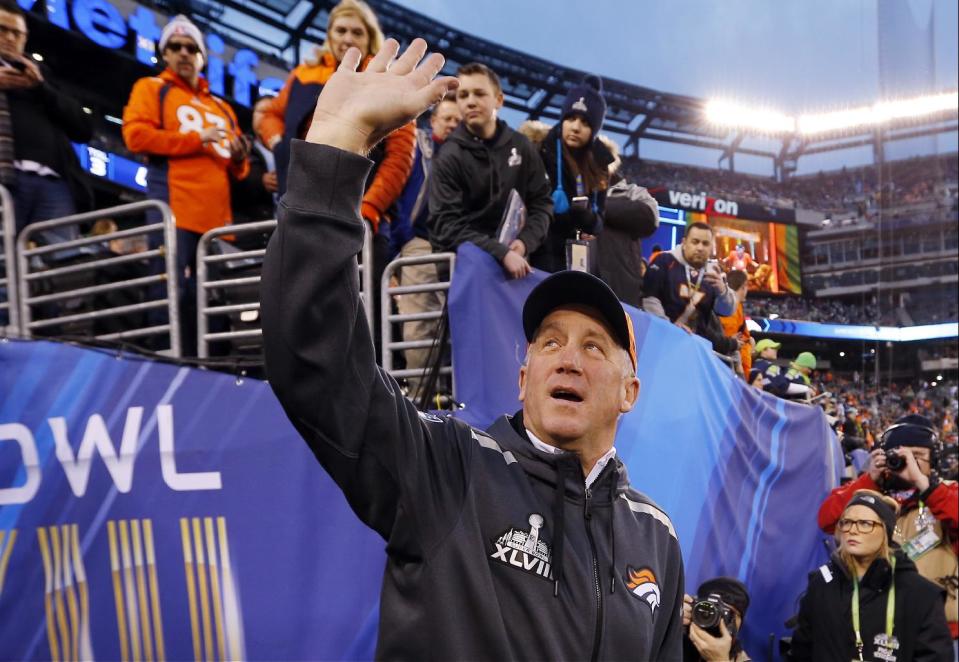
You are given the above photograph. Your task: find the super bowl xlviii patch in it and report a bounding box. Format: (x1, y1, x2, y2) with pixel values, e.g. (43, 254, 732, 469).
(507, 147, 522, 167)
(490, 514, 552, 581)
(873, 633, 899, 662)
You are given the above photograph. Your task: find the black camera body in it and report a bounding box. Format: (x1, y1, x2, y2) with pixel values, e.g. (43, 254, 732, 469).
(692, 593, 738, 638)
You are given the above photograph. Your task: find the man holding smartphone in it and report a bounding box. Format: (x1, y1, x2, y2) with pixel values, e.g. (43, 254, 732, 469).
(122, 14, 249, 355)
(0, 0, 92, 245)
(642, 222, 738, 353)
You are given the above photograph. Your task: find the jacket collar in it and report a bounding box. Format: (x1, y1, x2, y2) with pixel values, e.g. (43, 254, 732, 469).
(486, 411, 628, 500)
(450, 119, 513, 151)
(542, 122, 615, 171)
(525, 427, 617, 490)
(160, 67, 209, 95)
(668, 244, 692, 268)
(829, 549, 916, 591)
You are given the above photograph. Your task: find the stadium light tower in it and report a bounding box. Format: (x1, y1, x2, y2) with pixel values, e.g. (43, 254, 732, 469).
(798, 92, 959, 136)
(704, 91, 958, 136)
(704, 100, 794, 134)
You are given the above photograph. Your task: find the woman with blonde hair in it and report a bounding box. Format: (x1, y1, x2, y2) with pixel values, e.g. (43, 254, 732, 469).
(788, 489, 951, 661)
(256, 0, 414, 360)
(255, 0, 414, 232)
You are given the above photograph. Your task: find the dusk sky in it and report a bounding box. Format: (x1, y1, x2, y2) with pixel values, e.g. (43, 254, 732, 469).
(392, 0, 959, 175)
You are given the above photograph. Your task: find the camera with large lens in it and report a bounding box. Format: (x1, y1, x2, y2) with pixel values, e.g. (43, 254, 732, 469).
(885, 450, 906, 472)
(692, 593, 737, 638)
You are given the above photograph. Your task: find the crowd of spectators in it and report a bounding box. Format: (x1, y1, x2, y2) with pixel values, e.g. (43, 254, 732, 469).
(621, 152, 958, 216)
(817, 375, 959, 455)
(745, 287, 959, 327)
(744, 296, 887, 325)
(4, 0, 957, 360)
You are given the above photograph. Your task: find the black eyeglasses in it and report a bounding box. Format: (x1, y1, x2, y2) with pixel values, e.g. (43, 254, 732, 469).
(165, 42, 200, 55)
(837, 518, 882, 534)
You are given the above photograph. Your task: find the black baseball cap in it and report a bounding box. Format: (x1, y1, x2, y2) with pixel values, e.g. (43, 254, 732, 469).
(522, 271, 637, 371)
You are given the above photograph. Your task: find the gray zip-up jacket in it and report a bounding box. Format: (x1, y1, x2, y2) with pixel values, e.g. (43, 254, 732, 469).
(261, 139, 685, 661)
(427, 120, 552, 262)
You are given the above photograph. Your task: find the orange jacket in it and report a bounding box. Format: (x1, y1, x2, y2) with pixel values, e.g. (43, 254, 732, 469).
(720, 302, 752, 377)
(256, 52, 414, 231)
(122, 69, 249, 235)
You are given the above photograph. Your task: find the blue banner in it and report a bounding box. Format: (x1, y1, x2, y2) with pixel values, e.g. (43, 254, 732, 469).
(448, 243, 842, 659)
(0, 340, 384, 660)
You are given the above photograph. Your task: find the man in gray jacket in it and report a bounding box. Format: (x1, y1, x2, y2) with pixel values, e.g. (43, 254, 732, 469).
(261, 38, 684, 661)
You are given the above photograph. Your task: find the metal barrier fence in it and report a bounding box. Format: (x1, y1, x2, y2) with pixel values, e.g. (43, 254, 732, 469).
(16, 201, 180, 356)
(380, 252, 456, 386)
(0, 185, 17, 334)
(196, 220, 373, 359)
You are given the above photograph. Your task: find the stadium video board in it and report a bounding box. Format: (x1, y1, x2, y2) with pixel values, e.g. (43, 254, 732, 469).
(646, 194, 802, 295)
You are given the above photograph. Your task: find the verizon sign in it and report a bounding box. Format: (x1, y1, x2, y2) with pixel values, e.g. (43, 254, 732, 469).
(667, 191, 739, 217)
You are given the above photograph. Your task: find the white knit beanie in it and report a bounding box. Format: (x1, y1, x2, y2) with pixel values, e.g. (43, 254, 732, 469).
(159, 15, 207, 62)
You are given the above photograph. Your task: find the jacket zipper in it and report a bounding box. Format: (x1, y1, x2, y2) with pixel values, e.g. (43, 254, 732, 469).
(584, 487, 603, 662)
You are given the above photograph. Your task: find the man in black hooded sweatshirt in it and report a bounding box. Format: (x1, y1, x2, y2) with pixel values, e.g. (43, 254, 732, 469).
(427, 62, 552, 279)
(261, 39, 684, 661)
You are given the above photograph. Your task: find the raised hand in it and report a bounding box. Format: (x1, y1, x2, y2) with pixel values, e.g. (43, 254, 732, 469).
(306, 38, 458, 155)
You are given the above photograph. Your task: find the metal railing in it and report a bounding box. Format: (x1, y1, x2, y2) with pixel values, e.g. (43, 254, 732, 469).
(0, 185, 17, 334)
(196, 220, 372, 359)
(16, 201, 180, 356)
(380, 252, 456, 385)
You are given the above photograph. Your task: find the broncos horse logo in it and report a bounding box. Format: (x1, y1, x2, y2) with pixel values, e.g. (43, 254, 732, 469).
(625, 566, 661, 614)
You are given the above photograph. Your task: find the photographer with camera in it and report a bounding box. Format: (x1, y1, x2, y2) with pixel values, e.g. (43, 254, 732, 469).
(792, 490, 952, 661)
(818, 414, 958, 642)
(681, 577, 752, 661)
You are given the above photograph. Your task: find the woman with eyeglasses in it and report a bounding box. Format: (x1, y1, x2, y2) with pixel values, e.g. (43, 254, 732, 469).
(788, 490, 952, 661)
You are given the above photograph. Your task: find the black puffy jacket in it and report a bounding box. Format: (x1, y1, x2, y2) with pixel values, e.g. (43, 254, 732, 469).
(530, 124, 614, 273)
(788, 551, 952, 662)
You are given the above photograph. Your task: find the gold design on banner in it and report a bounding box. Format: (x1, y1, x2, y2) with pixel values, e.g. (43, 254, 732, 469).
(180, 516, 246, 661)
(47, 526, 71, 662)
(36, 524, 92, 661)
(192, 517, 214, 662)
(217, 517, 243, 662)
(107, 521, 130, 662)
(204, 518, 227, 661)
(0, 529, 17, 597)
(131, 520, 155, 662)
(118, 520, 142, 661)
(36, 527, 61, 662)
(70, 525, 94, 661)
(108, 519, 166, 662)
(180, 518, 202, 662)
(143, 520, 167, 661)
(55, 526, 80, 662)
